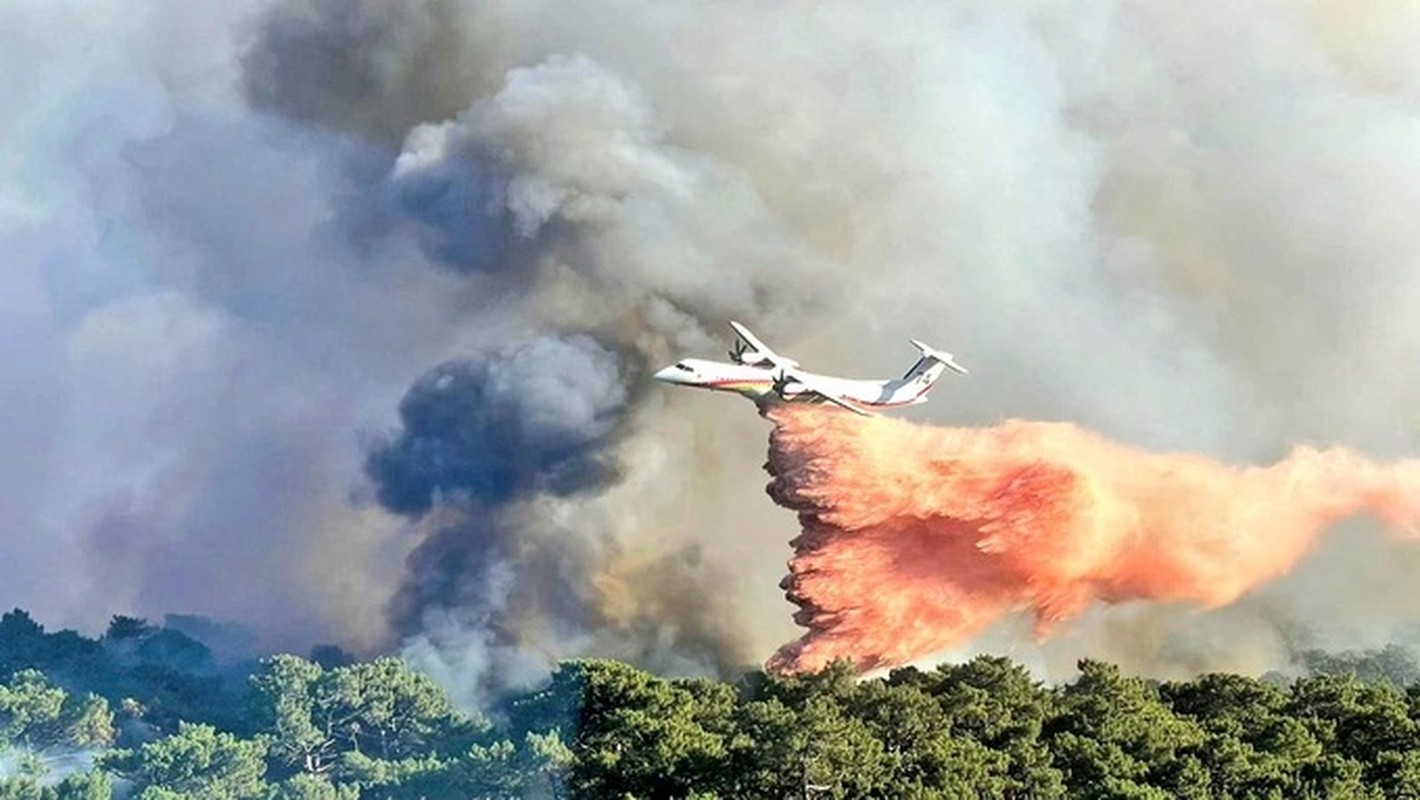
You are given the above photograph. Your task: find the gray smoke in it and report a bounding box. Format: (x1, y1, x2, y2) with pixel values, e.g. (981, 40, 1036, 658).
(345, 51, 830, 696)
(362, 336, 638, 698)
(365, 336, 627, 515)
(238, 0, 492, 142)
(8, 0, 1420, 695)
(369, 375, 760, 698)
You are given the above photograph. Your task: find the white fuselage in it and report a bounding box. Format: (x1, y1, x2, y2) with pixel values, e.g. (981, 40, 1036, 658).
(653, 357, 941, 409)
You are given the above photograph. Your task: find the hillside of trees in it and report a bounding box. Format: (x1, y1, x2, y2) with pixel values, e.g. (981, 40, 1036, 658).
(3, 610, 1420, 798)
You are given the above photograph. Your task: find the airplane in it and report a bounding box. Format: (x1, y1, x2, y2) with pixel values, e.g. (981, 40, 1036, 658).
(653, 320, 968, 416)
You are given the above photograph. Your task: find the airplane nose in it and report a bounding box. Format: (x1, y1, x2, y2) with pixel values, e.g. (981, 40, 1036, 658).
(653, 365, 682, 383)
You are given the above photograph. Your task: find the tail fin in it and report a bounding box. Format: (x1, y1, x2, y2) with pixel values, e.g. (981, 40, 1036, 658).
(883, 341, 968, 406)
(909, 340, 968, 375)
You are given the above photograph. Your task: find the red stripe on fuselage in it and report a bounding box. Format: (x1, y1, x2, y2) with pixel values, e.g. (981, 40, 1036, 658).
(706, 378, 775, 388)
(702, 376, 928, 409)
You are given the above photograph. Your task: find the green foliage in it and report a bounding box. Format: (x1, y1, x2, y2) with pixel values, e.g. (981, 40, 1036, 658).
(315, 657, 477, 762)
(270, 773, 359, 800)
(50, 771, 111, 800)
(1301, 644, 1420, 688)
(15, 607, 1420, 798)
(249, 655, 329, 776)
(1164, 672, 1321, 798)
(0, 770, 110, 800)
(0, 613, 103, 681)
(0, 670, 115, 753)
(922, 656, 1067, 797)
(0, 776, 45, 800)
(104, 618, 157, 643)
(1046, 660, 1209, 798)
(102, 722, 269, 800)
(521, 659, 732, 798)
(728, 693, 895, 798)
(0, 611, 249, 740)
(1288, 673, 1420, 796)
(250, 654, 487, 781)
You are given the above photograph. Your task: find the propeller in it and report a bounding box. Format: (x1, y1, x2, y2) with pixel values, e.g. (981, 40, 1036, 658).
(729, 339, 747, 364)
(772, 369, 796, 399)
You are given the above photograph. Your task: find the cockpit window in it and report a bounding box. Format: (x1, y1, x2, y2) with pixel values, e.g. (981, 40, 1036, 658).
(675, 362, 694, 372)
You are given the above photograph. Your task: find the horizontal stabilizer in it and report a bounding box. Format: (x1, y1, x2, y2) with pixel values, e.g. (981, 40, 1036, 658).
(910, 339, 968, 374)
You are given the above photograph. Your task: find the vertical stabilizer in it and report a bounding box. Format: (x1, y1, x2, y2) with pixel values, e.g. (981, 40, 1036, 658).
(883, 341, 967, 406)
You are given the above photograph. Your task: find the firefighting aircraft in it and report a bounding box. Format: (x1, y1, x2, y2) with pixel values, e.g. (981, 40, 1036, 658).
(653, 321, 967, 416)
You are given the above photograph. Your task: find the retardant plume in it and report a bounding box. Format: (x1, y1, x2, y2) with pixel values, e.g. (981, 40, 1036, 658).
(764, 404, 1420, 674)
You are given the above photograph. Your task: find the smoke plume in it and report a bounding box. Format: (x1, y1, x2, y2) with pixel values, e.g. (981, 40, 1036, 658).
(351, 45, 833, 693)
(363, 336, 630, 696)
(765, 404, 1420, 673)
(366, 336, 627, 517)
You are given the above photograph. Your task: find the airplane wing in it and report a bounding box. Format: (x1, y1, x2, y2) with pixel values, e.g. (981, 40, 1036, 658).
(728, 320, 799, 369)
(778, 369, 874, 417)
(728, 320, 774, 356)
(814, 391, 874, 417)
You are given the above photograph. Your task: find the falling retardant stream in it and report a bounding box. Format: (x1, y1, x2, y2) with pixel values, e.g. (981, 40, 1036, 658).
(762, 404, 1420, 674)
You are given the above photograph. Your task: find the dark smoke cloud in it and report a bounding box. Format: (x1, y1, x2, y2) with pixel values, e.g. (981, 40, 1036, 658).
(389, 514, 502, 635)
(366, 336, 627, 515)
(363, 334, 757, 702)
(364, 335, 639, 700)
(240, 0, 491, 141)
(382, 150, 515, 273)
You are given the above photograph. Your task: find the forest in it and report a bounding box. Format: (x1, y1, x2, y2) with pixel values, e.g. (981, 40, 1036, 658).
(2, 609, 1420, 798)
